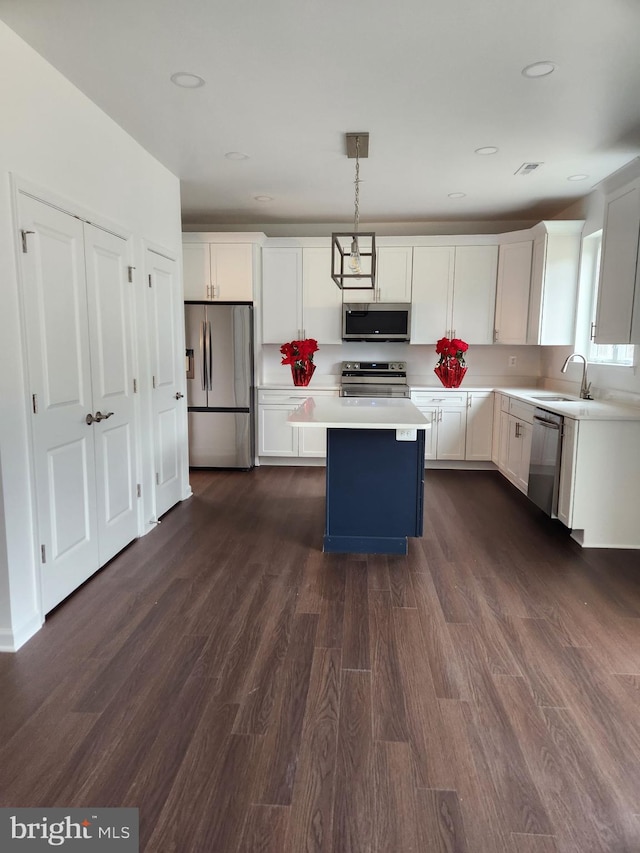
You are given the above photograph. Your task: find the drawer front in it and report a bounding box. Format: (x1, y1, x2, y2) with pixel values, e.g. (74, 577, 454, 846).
(508, 398, 534, 423)
(412, 391, 467, 407)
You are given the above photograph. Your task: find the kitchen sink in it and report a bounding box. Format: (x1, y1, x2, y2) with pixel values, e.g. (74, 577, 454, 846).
(530, 395, 575, 402)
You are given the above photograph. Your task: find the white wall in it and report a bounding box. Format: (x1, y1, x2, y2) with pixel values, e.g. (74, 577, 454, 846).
(542, 160, 640, 402)
(0, 21, 184, 650)
(262, 343, 542, 388)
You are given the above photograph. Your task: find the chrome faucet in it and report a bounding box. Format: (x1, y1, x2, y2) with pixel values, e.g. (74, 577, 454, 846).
(561, 352, 593, 399)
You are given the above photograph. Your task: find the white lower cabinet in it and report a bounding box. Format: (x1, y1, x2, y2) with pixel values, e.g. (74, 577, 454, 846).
(257, 389, 336, 459)
(493, 395, 534, 493)
(505, 416, 532, 492)
(557, 417, 577, 527)
(412, 392, 467, 461)
(465, 392, 494, 460)
(554, 417, 640, 547)
(259, 405, 298, 456)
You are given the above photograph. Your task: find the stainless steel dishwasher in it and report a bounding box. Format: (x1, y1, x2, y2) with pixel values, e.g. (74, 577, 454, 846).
(528, 407, 563, 516)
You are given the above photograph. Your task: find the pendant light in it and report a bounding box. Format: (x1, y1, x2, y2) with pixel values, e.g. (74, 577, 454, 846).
(331, 132, 376, 291)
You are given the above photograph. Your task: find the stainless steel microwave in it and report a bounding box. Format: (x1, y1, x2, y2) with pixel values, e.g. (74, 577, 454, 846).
(342, 303, 411, 342)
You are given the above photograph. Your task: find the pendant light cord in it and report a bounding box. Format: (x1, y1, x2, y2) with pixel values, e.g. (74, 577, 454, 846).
(353, 135, 360, 236)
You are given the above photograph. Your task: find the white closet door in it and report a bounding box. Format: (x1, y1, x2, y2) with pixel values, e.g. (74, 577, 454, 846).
(148, 249, 184, 518)
(84, 223, 138, 564)
(19, 194, 99, 613)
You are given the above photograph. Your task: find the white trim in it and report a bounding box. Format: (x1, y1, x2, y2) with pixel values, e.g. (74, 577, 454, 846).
(12, 174, 134, 241)
(0, 613, 43, 653)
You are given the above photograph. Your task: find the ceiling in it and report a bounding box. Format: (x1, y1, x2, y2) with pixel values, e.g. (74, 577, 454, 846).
(2, 0, 640, 228)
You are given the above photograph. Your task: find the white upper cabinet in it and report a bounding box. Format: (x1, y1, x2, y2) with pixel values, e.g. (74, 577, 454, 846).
(410, 247, 453, 343)
(262, 247, 303, 344)
(494, 240, 533, 344)
(346, 246, 413, 303)
(451, 245, 498, 345)
(183, 238, 255, 301)
(262, 246, 342, 345)
(527, 221, 584, 346)
(595, 178, 640, 344)
(302, 248, 343, 344)
(411, 244, 497, 345)
(377, 247, 413, 302)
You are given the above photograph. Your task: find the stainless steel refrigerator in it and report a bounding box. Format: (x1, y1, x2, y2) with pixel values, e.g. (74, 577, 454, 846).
(185, 302, 254, 468)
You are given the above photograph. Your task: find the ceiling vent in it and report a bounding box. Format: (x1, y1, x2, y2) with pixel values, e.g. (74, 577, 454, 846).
(515, 162, 543, 176)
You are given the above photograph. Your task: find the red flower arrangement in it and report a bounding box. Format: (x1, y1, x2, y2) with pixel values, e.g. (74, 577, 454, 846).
(434, 336, 468, 387)
(280, 338, 319, 386)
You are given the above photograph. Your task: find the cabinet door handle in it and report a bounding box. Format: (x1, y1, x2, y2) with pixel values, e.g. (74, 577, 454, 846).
(590, 322, 597, 342)
(494, 329, 499, 343)
(467, 396, 472, 408)
(515, 422, 521, 438)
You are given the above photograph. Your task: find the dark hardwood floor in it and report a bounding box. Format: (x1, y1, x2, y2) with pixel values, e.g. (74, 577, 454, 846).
(1, 467, 640, 852)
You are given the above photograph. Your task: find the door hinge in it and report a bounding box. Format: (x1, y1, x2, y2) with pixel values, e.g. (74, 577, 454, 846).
(148, 274, 152, 288)
(493, 329, 499, 343)
(156, 472, 160, 485)
(128, 265, 136, 283)
(21, 230, 35, 253)
(152, 375, 156, 389)
(32, 393, 38, 414)
(41, 544, 46, 564)
(136, 483, 141, 498)
(133, 378, 138, 393)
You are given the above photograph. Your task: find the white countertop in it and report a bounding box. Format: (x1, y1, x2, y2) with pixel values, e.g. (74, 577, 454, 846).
(495, 388, 640, 421)
(288, 396, 431, 430)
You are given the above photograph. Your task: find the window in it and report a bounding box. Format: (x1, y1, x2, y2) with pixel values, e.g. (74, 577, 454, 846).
(582, 231, 635, 366)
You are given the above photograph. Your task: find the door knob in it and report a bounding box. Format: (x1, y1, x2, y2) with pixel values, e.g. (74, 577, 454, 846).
(85, 413, 96, 425)
(175, 392, 184, 400)
(94, 411, 114, 422)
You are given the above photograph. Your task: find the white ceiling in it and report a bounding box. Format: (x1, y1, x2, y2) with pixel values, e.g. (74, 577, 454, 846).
(2, 0, 640, 228)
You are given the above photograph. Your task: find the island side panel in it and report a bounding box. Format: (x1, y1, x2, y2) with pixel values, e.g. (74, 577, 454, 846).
(323, 428, 425, 555)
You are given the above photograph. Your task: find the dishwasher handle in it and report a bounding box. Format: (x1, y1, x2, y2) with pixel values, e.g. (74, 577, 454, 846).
(533, 415, 561, 429)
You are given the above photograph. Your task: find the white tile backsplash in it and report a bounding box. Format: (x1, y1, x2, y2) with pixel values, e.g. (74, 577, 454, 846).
(261, 343, 543, 388)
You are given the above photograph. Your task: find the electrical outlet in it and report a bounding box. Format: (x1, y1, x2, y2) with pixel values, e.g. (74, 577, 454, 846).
(396, 428, 417, 441)
(508, 355, 517, 368)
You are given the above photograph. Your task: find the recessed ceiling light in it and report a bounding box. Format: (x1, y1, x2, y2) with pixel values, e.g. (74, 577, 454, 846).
(170, 72, 205, 88)
(567, 174, 589, 182)
(522, 61, 556, 78)
(448, 192, 466, 199)
(475, 146, 499, 155)
(254, 195, 273, 202)
(224, 151, 250, 161)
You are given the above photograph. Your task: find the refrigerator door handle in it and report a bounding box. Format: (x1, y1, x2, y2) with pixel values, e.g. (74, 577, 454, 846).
(206, 320, 213, 391)
(200, 320, 207, 390)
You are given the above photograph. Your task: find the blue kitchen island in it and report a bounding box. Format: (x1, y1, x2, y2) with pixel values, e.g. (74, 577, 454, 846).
(289, 397, 430, 555)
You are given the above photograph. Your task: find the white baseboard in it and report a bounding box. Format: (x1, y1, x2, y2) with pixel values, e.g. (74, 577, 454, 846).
(0, 612, 43, 653)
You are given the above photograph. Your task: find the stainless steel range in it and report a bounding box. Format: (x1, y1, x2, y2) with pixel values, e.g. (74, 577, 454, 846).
(340, 361, 410, 398)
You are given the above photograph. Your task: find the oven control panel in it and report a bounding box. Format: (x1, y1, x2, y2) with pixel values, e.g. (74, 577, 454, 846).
(341, 361, 407, 373)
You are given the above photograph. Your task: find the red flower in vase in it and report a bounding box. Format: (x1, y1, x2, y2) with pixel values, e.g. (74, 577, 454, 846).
(434, 336, 468, 388)
(280, 338, 319, 386)
(280, 338, 319, 368)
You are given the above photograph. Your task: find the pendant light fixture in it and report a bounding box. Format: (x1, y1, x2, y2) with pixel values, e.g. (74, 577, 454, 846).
(331, 132, 376, 291)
